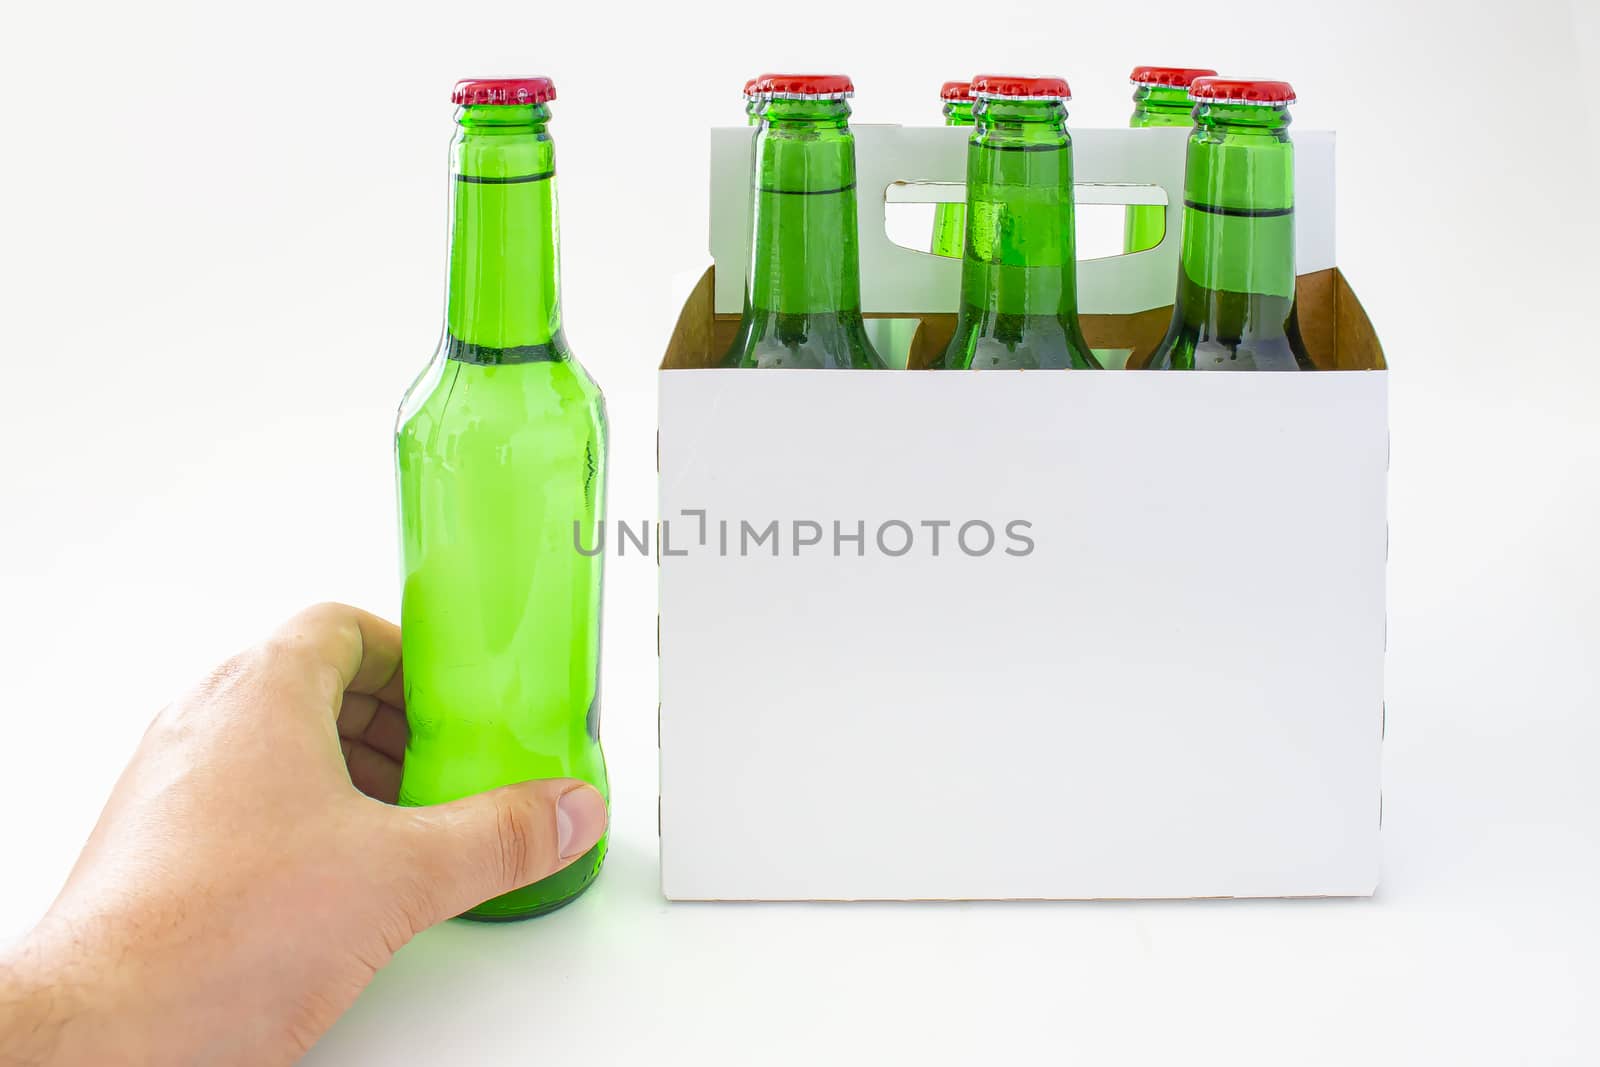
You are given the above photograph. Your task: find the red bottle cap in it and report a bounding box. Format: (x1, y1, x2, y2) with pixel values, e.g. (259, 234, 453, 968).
(451, 77, 556, 106)
(940, 80, 974, 102)
(1188, 77, 1296, 106)
(763, 74, 854, 99)
(971, 75, 1071, 102)
(1129, 65, 1218, 88)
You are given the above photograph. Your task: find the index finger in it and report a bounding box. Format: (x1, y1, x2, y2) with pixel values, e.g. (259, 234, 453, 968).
(270, 601, 405, 711)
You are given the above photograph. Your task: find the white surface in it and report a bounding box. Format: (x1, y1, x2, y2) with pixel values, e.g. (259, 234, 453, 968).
(1, 0, 1597, 1063)
(711, 125, 1335, 315)
(660, 371, 1386, 900)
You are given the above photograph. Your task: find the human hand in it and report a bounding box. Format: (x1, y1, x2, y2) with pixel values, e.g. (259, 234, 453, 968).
(0, 603, 608, 1066)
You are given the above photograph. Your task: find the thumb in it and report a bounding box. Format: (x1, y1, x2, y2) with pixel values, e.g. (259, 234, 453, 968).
(397, 779, 607, 926)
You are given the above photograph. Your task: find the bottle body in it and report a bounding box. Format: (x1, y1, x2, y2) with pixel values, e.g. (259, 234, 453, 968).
(1145, 91, 1312, 371)
(395, 91, 608, 920)
(940, 89, 1099, 370)
(722, 86, 885, 370)
(396, 352, 608, 919)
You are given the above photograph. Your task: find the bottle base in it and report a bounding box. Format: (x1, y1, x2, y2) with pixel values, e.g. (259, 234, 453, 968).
(457, 895, 581, 922)
(455, 839, 606, 923)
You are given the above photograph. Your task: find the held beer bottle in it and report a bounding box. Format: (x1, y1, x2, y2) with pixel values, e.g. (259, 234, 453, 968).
(1142, 78, 1314, 371)
(931, 80, 975, 257)
(722, 74, 886, 369)
(1125, 65, 1216, 253)
(938, 75, 1100, 370)
(395, 77, 609, 920)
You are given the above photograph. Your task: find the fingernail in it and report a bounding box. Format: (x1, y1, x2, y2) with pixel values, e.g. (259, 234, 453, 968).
(557, 787, 607, 859)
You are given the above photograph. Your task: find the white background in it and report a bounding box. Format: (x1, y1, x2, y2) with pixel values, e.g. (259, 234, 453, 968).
(2, 0, 1598, 1063)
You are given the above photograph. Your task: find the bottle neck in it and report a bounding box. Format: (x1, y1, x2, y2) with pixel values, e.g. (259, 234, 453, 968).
(444, 103, 565, 364)
(745, 98, 864, 317)
(942, 100, 974, 126)
(960, 98, 1082, 321)
(1129, 84, 1195, 128)
(745, 97, 763, 126)
(1174, 102, 1296, 336)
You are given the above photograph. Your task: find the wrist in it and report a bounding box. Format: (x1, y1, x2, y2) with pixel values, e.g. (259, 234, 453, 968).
(0, 941, 77, 1066)
(0, 924, 137, 1067)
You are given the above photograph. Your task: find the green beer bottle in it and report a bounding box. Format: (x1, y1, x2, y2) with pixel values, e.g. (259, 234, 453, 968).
(743, 76, 765, 125)
(394, 77, 609, 920)
(722, 73, 886, 369)
(1143, 78, 1313, 371)
(931, 80, 974, 257)
(1125, 65, 1216, 253)
(939, 75, 1100, 370)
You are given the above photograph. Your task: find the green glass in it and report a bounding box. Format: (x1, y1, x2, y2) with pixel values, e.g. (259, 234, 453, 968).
(939, 96, 1100, 370)
(1125, 83, 1195, 253)
(722, 96, 886, 369)
(745, 91, 764, 126)
(931, 95, 975, 257)
(1145, 99, 1313, 371)
(394, 99, 609, 920)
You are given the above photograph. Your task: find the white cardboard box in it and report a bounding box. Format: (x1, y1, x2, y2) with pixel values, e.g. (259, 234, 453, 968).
(657, 124, 1386, 901)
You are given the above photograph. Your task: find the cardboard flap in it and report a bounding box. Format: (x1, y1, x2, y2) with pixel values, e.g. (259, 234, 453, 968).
(661, 268, 717, 370)
(1334, 270, 1386, 370)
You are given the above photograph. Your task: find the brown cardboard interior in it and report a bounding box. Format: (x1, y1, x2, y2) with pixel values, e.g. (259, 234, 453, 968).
(660, 267, 1386, 372)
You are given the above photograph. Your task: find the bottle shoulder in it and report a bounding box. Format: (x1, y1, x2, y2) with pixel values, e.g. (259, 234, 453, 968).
(396, 351, 605, 444)
(396, 347, 451, 433)
(1152, 291, 1313, 370)
(723, 311, 885, 370)
(944, 313, 1099, 370)
(1148, 333, 1312, 371)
